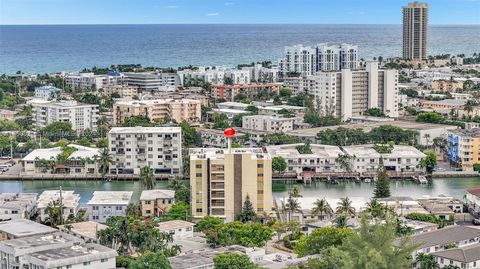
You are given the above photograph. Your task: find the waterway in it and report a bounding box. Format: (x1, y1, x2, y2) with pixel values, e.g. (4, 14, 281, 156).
(1, 178, 479, 207)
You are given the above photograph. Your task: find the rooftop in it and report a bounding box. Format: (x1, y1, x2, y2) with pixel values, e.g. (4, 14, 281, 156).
(28, 99, 97, 108)
(27, 243, 117, 268)
(266, 143, 343, 158)
(109, 126, 181, 134)
(158, 220, 195, 231)
(22, 144, 100, 162)
(432, 244, 480, 263)
(37, 190, 80, 208)
(401, 226, 480, 249)
(468, 188, 480, 198)
(58, 221, 108, 240)
(87, 191, 133, 205)
(0, 232, 82, 255)
(0, 219, 56, 238)
(243, 114, 300, 121)
(189, 148, 270, 161)
(114, 98, 199, 106)
(422, 99, 467, 106)
(140, 189, 175, 201)
(342, 144, 426, 159)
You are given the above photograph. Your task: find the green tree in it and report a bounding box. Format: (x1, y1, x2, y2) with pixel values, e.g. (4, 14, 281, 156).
(416, 253, 440, 269)
(179, 120, 201, 147)
(196, 215, 223, 233)
(416, 112, 445, 124)
(374, 158, 391, 198)
(140, 166, 156, 190)
(364, 198, 389, 221)
(335, 197, 355, 217)
(420, 151, 437, 174)
(98, 147, 113, 178)
(245, 105, 259, 114)
(213, 253, 259, 269)
(233, 93, 250, 103)
(272, 156, 287, 174)
(231, 114, 245, 127)
(212, 113, 230, 129)
(364, 108, 386, 117)
(311, 198, 333, 220)
(294, 227, 354, 257)
(41, 121, 76, 141)
(130, 251, 172, 269)
(205, 221, 272, 248)
(167, 202, 189, 221)
(44, 199, 63, 227)
(271, 221, 287, 241)
(122, 115, 153, 127)
(236, 194, 256, 223)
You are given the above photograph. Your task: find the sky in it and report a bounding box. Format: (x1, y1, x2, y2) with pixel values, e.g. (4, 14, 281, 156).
(1, 0, 479, 25)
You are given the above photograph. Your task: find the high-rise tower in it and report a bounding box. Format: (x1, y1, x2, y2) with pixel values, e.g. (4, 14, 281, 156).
(403, 2, 428, 60)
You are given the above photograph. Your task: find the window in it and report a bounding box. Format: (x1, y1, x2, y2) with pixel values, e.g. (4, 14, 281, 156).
(67, 266, 72, 269)
(196, 208, 203, 213)
(257, 163, 263, 168)
(101, 258, 108, 263)
(257, 173, 263, 177)
(196, 173, 202, 177)
(83, 262, 91, 266)
(196, 164, 202, 168)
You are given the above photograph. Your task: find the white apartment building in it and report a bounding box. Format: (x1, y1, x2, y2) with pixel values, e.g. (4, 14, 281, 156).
(257, 105, 307, 118)
(21, 144, 101, 176)
(241, 64, 279, 83)
(342, 144, 426, 174)
(108, 127, 182, 175)
(316, 43, 359, 71)
(225, 70, 251, 85)
(0, 193, 37, 221)
(124, 72, 162, 92)
(87, 191, 133, 223)
(177, 67, 225, 85)
(200, 128, 247, 148)
(160, 72, 181, 87)
(26, 243, 117, 269)
(29, 100, 99, 134)
(65, 71, 125, 90)
(265, 144, 345, 176)
(158, 220, 194, 240)
(0, 219, 56, 241)
(311, 62, 398, 120)
(279, 44, 316, 77)
(242, 115, 300, 133)
(283, 76, 317, 95)
(37, 190, 81, 222)
(34, 86, 63, 100)
(0, 232, 83, 269)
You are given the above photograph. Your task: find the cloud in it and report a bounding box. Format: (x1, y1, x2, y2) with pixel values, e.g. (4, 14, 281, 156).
(224, 2, 234, 6)
(207, 12, 220, 16)
(166, 5, 178, 9)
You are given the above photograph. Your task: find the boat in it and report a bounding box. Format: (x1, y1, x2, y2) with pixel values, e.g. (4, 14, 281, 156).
(364, 178, 372, 183)
(418, 175, 428, 184)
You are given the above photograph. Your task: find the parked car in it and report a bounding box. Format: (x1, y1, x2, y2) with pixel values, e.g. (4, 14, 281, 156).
(472, 218, 480, 225)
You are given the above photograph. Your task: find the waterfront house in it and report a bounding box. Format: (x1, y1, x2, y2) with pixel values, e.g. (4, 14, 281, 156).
(87, 191, 133, 223)
(158, 220, 194, 240)
(0, 193, 37, 221)
(139, 189, 175, 217)
(21, 144, 101, 176)
(37, 190, 80, 221)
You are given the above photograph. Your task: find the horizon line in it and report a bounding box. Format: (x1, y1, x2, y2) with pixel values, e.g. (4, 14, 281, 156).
(1, 22, 480, 26)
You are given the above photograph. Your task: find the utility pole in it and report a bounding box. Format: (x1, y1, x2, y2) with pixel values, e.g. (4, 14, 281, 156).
(59, 186, 63, 225)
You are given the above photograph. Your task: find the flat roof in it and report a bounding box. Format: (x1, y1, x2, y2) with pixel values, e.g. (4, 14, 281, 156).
(266, 144, 343, 159)
(140, 189, 175, 200)
(343, 145, 425, 159)
(243, 115, 300, 121)
(158, 220, 194, 231)
(27, 243, 117, 268)
(87, 191, 133, 205)
(22, 144, 100, 162)
(58, 221, 108, 240)
(0, 219, 56, 238)
(114, 98, 199, 106)
(109, 126, 181, 134)
(189, 148, 270, 161)
(37, 190, 80, 208)
(0, 232, 82, 255)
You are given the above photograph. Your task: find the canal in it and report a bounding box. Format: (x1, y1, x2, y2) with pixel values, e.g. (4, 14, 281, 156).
(1, 178, 480, 207)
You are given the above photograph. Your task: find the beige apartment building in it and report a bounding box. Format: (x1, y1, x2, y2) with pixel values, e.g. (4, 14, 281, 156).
(431, 80, 462, 92)
(140, 189, 175, 217)
(113, 98, 201, 125)
(190, 148, 272, 222)
(403, 2, 428, 60)
(101, 85, 139, 99)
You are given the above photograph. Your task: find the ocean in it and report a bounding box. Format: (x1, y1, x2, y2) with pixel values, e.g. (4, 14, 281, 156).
(1, 24, 479, 74)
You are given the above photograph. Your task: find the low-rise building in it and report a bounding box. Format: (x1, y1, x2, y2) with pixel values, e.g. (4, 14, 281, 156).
(158, 220, 194, 239)
(0, 219, 56, 241)
(403, 226, 480, 268)
(108, 127, 182, 175)
(87, 191, 133, 223)
(139, 189, 175, 217)
(210, 83, 281, 101)
(29, 99, 99, 134)
(225, 70, 251, 85)
(257, 105, 307, 118)
(21, 144, 101, 176)
(466, 188, 480, 216)
(113, 98, 201, 125)
(242, 115, 301, 133)
(0, 232, 83, 269)
(58, 221, 108, 243)
(101, 85, 138, 99)
(265, 144, 344, 176)
(432, 244, 480, 269)
(26, 243, 117, 269)
(216, 102, 250, 111)
(66, 72, 125, 90)
(34, 86, 63, 100)
(37, 190, 80, 221)
(421, 99, 466, 110)
(124, 72, 162, 92)
(431, 80, 463, 92)
(417, 197, 464, 221)
(0, 109, 17, 121)
(199, 128, 248, 148)
(0, 193, 37, 221)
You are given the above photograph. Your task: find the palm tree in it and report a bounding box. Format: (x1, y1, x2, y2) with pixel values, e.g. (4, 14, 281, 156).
(336, 197, 356, 217)
(290, 186, 302, 198)
(336, 154, 353, 179)
(167, 176, 185, 192)
(98, 147, 113, 178)
(423, 133, 431, 149)
(140, 166, 156, 190)
(311, 198, 333, 220)
(285, 195, 301, 222)
(415, 253, 440, 269)
(364, 198, 388, 221)
(333, 215, 348, 228)
(44, 200, 63, 227)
